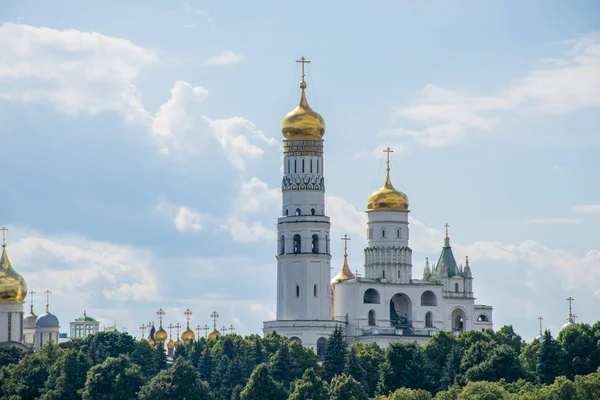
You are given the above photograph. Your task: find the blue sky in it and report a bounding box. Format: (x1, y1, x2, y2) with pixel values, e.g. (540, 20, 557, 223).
(1, 0, 599, 340)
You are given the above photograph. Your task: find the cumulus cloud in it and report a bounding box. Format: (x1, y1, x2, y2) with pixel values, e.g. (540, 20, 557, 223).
(527, 218, 583, 225)
(221, 217, 276, 243)
(571, 204, 600, 215)
(204, 50, 243, 66)
(388, 32, 600, 147)
(154, 194, 204, 233)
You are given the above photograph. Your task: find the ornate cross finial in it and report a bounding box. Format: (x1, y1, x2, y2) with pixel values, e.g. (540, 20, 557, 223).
(175, 322, 181, 338)
(444, 223, 449, 237)
(140, 324, 146, 339)
(156, 308, 165, 325)
(203, 324, 209, 337)
(210, 311, 219, 330)
(1, 227, 7, 247)
(44, 289, 52, 313)
(341, 234, 351, 256)
(196, 325, 202, 340)
(184, 308, 193, 327)
(296, 56, 311, 85)
(168, 323, 174, 339)
(566, 297, 574, 319)
(229, 324, 235, 333)
(28, 290, 36, 313)
(355, 269, 361, 278)
(383, 147, 394, 172)
(221, 325, 228, 334)
(537, 316, 543, 335)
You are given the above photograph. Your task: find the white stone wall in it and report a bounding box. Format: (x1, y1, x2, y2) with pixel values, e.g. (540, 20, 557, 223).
(35, 326, 60, 349)
(0, 303, 24, 344)
(263, 320, 340, 354)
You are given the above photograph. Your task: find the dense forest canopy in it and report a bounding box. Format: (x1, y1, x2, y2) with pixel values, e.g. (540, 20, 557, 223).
(1, 322, 599, 399)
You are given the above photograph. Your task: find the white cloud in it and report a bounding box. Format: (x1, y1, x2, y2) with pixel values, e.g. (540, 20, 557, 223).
(389, 32, 600, 147)
(527, 218, 582, 225)
(239, 177, 281, 213)
(571, 204, 600, 215)
(204, 50, 243, 66)
(154, 194, 204, 233)
(325, 195, 368, 240)
(221, 217, 276, 243)
(0, 22, 156, 122)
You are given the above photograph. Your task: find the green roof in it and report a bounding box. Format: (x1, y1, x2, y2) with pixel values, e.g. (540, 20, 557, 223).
(74, 311, 98, 322)
(435, 236, 459, 277)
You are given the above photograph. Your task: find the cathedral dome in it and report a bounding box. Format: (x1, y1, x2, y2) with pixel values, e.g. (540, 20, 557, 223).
(207, 328, 221, 339)
(36, 312, 59, 328)
(0, 245, 27, 303)
(167, 338, 175, 349)
(181, 326, 195, 343)
(367, 171, 409, 211)
(24, 311, 37, 329)
(331, 254, 355, 284)
(281, 65, 325, 140)
(155, 326, 168, 342)
(560, 318, 575, 331)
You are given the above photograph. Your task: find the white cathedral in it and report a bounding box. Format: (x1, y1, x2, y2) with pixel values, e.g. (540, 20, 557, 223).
(263, 59, 493, 356)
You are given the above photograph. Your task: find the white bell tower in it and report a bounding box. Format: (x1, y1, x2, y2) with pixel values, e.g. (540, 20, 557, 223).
(264, 57, 340, 354)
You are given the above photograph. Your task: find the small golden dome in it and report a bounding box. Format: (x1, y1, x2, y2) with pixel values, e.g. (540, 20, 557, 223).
(0, 245, 27, 303)
(167, 338, 175, 349)
(207, 328, 221, 339)
(175, 338, 183, 346)
(281, 76, 325, 140)
(367, 170, 409, 211)
(155, 325, 168, 342)
(331, 254, 355, 284)
(181, 326, 195, 343)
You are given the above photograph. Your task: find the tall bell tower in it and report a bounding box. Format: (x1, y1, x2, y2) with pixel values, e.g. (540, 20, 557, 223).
(264, 57, 340, 353)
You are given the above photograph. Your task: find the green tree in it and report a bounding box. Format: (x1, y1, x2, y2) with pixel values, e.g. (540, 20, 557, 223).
(423, 331, 456, 392)
(269, 342, 296, 387)
(81, 331, 136, 365)
(198, 346, 213, 382)
(344, 345, 366, 388)
(379, 342, 429, 394)
(537, 330, 560, 385)
(518, 339, 542, 382)
(288, 340, 317, 377)
(130, 340, 164, 379)
(537, 376, 577, 400)
(557, 323, 598, 378)
(288, 368, 329, 400)
(574, 367, 600, 399)
(322, 325, 347, 382)
(240, 363, 286, 400)
(0, 347, 25, 367)
(456, 381, 507, 400)
(138, 358, 211, 400)
(465, 344, 523, 383)
(42, 349, 91, 400)
(354, 342, 385, 397)
(494, 325, 524, 355)
(81, 354, 144, 400)
(441, 344, 464, 388)
(388, 387, 433, 400)
(329, 373, 368, 400)
(2, 341, 64, 399)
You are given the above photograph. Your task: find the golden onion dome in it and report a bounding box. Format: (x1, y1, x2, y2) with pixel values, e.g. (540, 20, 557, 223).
(155, 325, 168, 342)
(0, 244, 27, 303)
(281, 66, 325, 140)
(367, 169, 409, 211)
(331, 253, 355, 284)
(207, 328, 221, 339)
(181, 326, 195, 343)
(167, 338, 175, 349)
(175, 338, 183, 346)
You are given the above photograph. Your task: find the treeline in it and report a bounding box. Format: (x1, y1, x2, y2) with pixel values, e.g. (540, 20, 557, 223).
(0, 322, 599, 399)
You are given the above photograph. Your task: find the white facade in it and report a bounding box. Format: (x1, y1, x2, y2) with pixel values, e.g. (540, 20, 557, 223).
(0, 302, 24, 344)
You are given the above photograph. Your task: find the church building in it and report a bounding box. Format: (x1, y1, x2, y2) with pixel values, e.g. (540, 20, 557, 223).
(263, 59, 493, 356)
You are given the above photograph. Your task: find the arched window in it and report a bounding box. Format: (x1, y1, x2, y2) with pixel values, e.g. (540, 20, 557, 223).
(290, 336, 301, 343)
(295, 208, 301, 216)
(455, 283, 459, 292)
(397, 229, 400, 238)
(326, 235, 329, 254)
(317, 337, 327, 361)
(382, 270, 386, 278)
(363, 289, 381, 304)
(420, 290, 437, 306)
(310, 159, 313, 173)
(279, 235, 285, 255)
(285, 209, 288, 216)
(317, 159, 319, 173)
(311, 208, 316, 215)
(425, 312, 433, 328)
(294, 159, 297, 173)
(293, 235, 301, 253)
(314, 284, 318, 297)
(382, 229, 386, 238)
(312, 234, 319, 253)
(477, 315, 489, 322)
(368, 310, 376, 326)
(296, 284, 300, 297)
(287, 159, 290, 173)
(302, 159, 305, 173)
(397, 270, 400, 279)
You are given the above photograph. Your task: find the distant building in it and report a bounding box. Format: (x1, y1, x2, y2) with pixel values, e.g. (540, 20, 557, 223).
(70, 311, 100, 338)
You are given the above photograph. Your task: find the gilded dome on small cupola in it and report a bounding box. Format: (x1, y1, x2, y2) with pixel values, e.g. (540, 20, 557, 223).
(0, 235, 27, 303)
(367, 147, 409, 211)
(281, 57, 325, 140)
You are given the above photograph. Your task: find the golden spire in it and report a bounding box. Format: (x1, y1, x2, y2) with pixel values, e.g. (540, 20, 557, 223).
(367, 147, 409, 211)
(1, 227, 7, 248)
(566, 297, 575, 320)
(331, 234, 356, 283)
(44, 289, 51, 313)
(281, 56, 325, 140)
(537, 316, 543, 336)
(207, 311, 221, 339)
(154, 308, 168, 342)
(182, 308, 195, 343)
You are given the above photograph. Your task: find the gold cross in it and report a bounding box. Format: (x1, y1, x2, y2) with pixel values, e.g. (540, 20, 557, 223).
(156, 308, 165, 322)
(29, 290, 36, 304)
(44, 289, 52, 313)
(537, 316, 543, 335)
(444, 223, 450, 237)
(566, 297, 574, 319)
(296, 56, 311, 83)
(383, 147, 394, 171)
(140, 324, 146, 339)
(1, 227, 7, 247)
(341, 234, 351, 256)
(210, 311, 219, 329)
